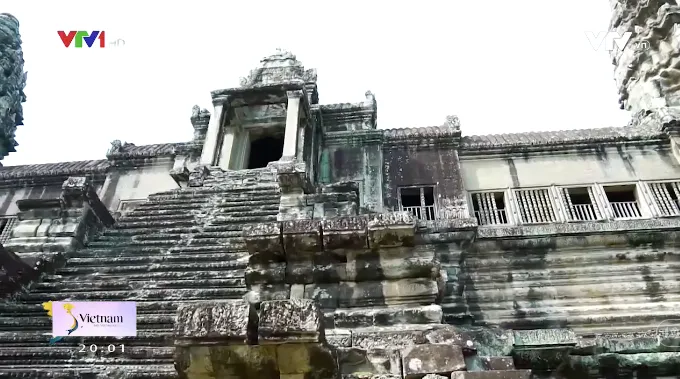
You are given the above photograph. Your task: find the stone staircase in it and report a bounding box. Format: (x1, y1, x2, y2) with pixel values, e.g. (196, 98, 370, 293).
(0, 168, 281, 379)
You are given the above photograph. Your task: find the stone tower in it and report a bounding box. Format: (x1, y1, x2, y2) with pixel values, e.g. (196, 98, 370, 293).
(610, 0, 680, 112)
(0, 13, 26, 164)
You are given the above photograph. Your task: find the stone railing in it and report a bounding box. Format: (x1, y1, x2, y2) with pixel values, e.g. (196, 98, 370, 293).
(1, 176, 114, 295)
(0, 243, 44, 297)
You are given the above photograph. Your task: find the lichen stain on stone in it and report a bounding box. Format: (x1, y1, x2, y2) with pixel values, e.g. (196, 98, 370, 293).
(640, 266, 666, 302)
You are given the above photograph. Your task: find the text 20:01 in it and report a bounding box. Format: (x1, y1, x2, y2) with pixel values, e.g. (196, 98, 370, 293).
(78, 344, 125, 353)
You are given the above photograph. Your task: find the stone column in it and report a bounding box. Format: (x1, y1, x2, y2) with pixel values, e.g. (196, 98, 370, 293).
(609, 1, 680, 112)
(217, 128, 236, 170)
(200, 95, 229, 166)
(281, 90, 302, 160)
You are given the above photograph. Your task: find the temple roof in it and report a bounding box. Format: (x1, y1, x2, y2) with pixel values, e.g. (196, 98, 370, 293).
(238, 49, 317, 88)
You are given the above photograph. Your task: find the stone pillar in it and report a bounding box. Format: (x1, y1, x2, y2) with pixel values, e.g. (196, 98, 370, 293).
(217, 127, 236, 170)
(0, 13, 27, 163)
(281, 90, 302, 160)
(609, 1, 680, 112)
(200, 95, 229, 166)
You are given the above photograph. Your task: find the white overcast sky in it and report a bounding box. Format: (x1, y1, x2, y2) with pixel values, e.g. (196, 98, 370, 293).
(1, 0, 631, 166)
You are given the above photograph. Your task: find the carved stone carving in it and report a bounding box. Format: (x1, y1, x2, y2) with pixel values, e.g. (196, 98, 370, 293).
(0, 13, 26, 162)
(239, 49, 313, 88)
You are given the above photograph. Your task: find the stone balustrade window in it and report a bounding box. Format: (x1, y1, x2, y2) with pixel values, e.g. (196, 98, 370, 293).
(471, 191, 509, 226)
(603, 184, 642, 219)
(398, 186, 437, 221)
(648, 181, 680, 217)
(513, 188, 556, 224)
(0, 216, 17, 244)
(560, 186, 603, 222)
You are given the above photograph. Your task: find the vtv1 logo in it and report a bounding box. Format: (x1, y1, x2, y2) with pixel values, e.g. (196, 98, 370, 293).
(585, 31, 649, 52)
(58, 31, 125, 48)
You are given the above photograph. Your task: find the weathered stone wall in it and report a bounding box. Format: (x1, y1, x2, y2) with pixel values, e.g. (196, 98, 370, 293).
(320, 133, 384, 213)
(460, 145, 679, 191)
(98, 158, 180, 214)
(383, 146, 466, 210)
(0, 182, 104, 216)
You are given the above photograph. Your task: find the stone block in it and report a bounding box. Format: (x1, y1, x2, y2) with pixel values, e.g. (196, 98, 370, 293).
(11, 219, 41, 238)
(245, 262, 286, 285)
(322, 216, 369, 251)
(425, 326, 515, 357)
(326, 328, 352, 347)
(282, 219, 322, 257)
(480, 356, 515, 371)
(401, 344, 465, 378)
(277, 343, 339, 378)
(46, 218, 80, 237)
(174, 300, 257, 345)
(259, 299, 324, 344)
(4, 237, 49, 253)
(35, 219, 52, 237)
(246, 284, 291, 304)
(304, 283, 340, 309)
(367, 212, 415, 249)
(451, 371, 531, 379)
(338, 347, 402, 377)
(512, 328, 576, 347)
(352, 326, 432, 350)
(333, 305, 442, 329)
(242, 222, 284, 261)
(210, 345, 280, 378)
(337, 278, 439, 308)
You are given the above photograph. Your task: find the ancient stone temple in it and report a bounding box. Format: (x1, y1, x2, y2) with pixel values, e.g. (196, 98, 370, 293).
(4, 2, 680, 378)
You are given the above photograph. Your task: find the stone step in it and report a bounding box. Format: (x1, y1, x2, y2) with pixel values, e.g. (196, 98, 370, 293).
(216, 201, 280, 211)
(16, 287, 249, 303)
(0, 365, 178, 379)
(467, 267, 680, 288)
(31, 277, 246, 293)
(112, 219, 199, 230)
(184, 237, 246, 247)
(210, 214, 278, 224)
(200, 225, 251, 234)
(86, 240, 181, 248)
(53, 261, 247, 280)
(119, 213, 196, 222)
(102, 226, 202, 237)
(43, 269, 246, 284)
(63, 252, 248, 267)
(131, 202, 204, 212)
(69, 246, 168, 257)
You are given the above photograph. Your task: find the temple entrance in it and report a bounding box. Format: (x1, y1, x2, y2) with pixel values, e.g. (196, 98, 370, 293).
(247, 135, 284, 169)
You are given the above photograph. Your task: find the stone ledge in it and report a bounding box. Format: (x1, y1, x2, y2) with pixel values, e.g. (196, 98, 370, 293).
(174, 301, 258, 346)
(243, 213, 416, 257)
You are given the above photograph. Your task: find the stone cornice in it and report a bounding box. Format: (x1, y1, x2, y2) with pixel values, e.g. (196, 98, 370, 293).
(459, 137, 670, 158)
(383, 126, 461, 148)
(211, 82, 305, 101)
(323, 130, 384, 147)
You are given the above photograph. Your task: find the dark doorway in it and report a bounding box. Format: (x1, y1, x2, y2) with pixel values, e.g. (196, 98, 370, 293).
(247, 135, 284, 169)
